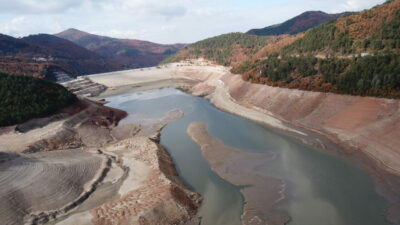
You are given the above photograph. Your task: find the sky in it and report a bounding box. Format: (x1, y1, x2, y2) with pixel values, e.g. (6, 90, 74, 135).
(0, 0, 386, 44)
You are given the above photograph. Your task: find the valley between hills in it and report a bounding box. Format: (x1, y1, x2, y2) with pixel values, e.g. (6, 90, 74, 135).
(1, 1, 400, 225)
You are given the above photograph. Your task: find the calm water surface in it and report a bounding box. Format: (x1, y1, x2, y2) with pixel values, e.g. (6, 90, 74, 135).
(106, 88, 391, 225)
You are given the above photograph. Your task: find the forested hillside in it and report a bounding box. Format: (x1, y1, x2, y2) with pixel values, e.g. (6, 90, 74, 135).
(162, 33, 269, 67)
(0, 33, 118, 80)
(0, 73, 77, 126)
(247, 11, 348, 36)
(283, 0, 400, 54)
(56, 28, 185, 69)
(239, 53, 400, 97)
(166, 0, 400, 98)
(240, 0, 400, 98)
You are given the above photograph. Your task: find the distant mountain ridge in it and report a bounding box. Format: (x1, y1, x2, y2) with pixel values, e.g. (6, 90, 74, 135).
(247, 11, 349, 36)
(56, 28, 186, 69)
(0, 28, 187, 80)
(0, 33, 118, 80)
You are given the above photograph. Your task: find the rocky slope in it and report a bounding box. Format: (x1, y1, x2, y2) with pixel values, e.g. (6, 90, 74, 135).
(247, 11, 348, 36)
(61, 77, 107, 97)
(56, 28, 186, 69)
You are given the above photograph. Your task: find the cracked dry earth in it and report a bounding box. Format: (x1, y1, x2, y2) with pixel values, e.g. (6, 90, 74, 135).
(0, 100, 201, 225)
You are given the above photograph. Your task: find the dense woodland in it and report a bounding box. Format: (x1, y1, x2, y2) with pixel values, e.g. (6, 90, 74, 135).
(243, 2, 400, 98)
(284, 1, 400, 54)
(282, 20, 354, 54)
(247, 11, 347, 36)
(242, 53, 400, 98)
(166, 0, 400, 98)
(0, 73, 77, 126)
(369, 9, 400, 50)
(163, 33, 269, 66)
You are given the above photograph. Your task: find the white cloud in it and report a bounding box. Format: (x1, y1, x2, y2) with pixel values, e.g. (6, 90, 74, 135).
(0, 16, 63, 37)
(0, 0, 84, 14)
(333, 0, 384, 12)
(96, 0, 189, 19)
(0, 0, 387, 43)
(152, 5, 187, 18)
(97, 29, 148, 39)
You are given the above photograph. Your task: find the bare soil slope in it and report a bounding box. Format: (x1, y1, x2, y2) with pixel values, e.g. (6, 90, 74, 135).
(0, 98, 201, 225)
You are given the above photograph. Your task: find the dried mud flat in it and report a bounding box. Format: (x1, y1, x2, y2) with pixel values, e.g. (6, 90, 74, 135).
(0, 99, 201, 225)
(0, 150, 106, 225)
(187, 122, 290, 225)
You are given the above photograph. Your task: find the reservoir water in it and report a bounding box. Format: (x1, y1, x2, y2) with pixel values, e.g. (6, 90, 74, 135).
(106, 87, 392, 225)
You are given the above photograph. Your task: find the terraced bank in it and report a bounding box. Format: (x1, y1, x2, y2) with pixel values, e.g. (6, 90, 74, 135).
(0, 150, 108, 225)
(0, 97, 201, 225)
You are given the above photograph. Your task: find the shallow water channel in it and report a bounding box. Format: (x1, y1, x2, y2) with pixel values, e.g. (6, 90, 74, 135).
(106, 87, 392, 225)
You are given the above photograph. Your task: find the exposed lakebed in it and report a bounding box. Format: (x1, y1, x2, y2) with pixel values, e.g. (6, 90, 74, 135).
(106, 87, 392, 225)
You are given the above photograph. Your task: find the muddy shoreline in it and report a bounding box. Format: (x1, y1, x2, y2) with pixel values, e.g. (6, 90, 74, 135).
(187, 122, 290, 225)
(86, 63, 400, 225)
(202, 84, 400, 225)
(98, 78, 198, 98)
(0, 98, 201, 225)
(94, 80, 400, 224)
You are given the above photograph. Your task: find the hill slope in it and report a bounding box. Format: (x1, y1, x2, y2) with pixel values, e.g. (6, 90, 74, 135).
(56, 28, 186, 69)
(0, 73, 77, 126)
(0, 34, 118, 80)
(167, 1, 400, 98)
(283, 0, 400, 54)
(240, 0, 400, 98)
(247, 11, 348, 36)
(162, 32, 271, 67)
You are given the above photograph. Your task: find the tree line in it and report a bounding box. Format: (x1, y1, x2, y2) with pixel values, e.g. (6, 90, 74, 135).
(242, 53, 400, 98)
(163, 33, 269, 66)
(0, 73, 77, 126)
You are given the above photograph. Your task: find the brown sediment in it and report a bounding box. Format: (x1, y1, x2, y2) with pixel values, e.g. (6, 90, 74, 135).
(187, 122, 290, 225)
(87, 136, 201, 225)
(87, 61, 400, 224)
(99, 78, 199, 97)
(213, 73, 400, 225)
(0, 98, 127, 154)
(81, 109, 202, 225)
(0, 93, 201, 225)
(216, 73, 400, 178)
(0, 150, 106, 225)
